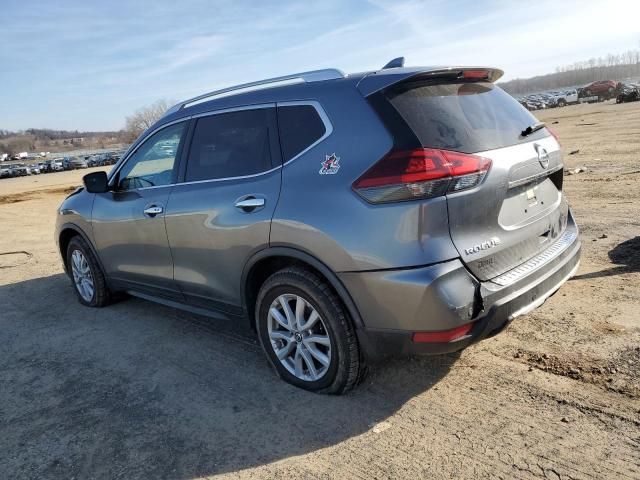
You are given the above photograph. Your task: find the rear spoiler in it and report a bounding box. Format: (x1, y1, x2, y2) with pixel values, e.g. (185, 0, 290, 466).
(356, 66, 504, 97)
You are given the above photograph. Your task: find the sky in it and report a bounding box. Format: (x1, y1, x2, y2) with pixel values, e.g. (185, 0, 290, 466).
(1, 0, 639, 131)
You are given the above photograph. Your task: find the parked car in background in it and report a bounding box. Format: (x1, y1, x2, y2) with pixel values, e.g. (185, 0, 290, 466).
(518, 98, 536, 110)
(582, 80, 621, 100)
(112, 150, 126, 162)
(30, 164, 41, 175)
(63, 157, 88, 170)
(518, 95, 542, 110)
(542, 93, 559, 108)
(563, 89, 579, 105)
(86, 155, 100, 167)
(73, 157, 89, 169)
(10, 164, 31, 176)
(549, 89, 579, 107)
(0, 164, 13, 178)
(104, 153, 119, 165)
(102, 152, 117, 165)
(56, 60, 581, 394)
(43, 159, 64, 172)
(616, 83, 639, 103)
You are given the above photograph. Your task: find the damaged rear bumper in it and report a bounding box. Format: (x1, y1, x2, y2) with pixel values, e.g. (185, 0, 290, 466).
(341, 215, 581, 361)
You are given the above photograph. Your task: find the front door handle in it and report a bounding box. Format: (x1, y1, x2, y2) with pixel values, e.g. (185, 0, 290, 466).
(143, 205, 163, 217)
(235, 197, 265, 212)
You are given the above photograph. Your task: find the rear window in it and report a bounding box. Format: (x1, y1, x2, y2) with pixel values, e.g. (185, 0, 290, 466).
(277, 105, 326, 161)
(387, 82, 548, 153)
(185, 108, 274, 182)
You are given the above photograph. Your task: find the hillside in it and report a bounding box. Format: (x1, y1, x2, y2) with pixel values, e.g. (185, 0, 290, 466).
(0, 129, 126, 156)
(500, 49, 640, 94)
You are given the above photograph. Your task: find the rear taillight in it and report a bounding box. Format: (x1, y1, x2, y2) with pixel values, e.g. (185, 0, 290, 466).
(547, 127, 561, 146)
(353, 148, 491, 204)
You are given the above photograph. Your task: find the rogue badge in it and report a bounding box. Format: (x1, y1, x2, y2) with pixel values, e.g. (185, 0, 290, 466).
(464, 236, 501, 255)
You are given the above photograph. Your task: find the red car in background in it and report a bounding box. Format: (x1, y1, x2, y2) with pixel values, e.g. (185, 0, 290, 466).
(582, 80, 621, 98)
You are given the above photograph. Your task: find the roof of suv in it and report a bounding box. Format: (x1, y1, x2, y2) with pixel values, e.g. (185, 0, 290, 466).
(158, 59, 504, 127)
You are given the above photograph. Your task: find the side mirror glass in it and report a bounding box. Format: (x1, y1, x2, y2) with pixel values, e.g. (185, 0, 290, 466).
(83, 171, 109, 193)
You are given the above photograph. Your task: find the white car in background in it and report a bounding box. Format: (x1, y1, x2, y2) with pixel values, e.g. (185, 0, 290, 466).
(551, 89, 579, 107)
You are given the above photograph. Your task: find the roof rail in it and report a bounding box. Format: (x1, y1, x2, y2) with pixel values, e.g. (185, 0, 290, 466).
(164, 68, 345, 116)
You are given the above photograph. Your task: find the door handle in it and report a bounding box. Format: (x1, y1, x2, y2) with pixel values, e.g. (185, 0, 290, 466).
(143, 205, 163, 217)
(235, 197, 265, 212)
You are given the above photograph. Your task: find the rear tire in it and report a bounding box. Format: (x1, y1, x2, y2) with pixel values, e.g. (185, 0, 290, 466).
(255, 267, 363, 394)
(66, 236, 111, 307)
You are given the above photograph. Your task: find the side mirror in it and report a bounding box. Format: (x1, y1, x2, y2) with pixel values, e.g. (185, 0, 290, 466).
(83, 171, 109, 193)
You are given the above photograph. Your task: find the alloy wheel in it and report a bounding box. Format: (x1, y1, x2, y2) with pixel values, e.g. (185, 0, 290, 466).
(71, 250, 94, 302)
(267, 294, 332, 381)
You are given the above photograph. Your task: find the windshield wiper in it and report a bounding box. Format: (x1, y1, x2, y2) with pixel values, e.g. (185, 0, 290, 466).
(521, 122, 546, 137)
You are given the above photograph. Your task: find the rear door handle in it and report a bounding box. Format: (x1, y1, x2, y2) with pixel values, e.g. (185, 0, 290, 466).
(235, 197, 265, 212)
(143, 206, 163, 217)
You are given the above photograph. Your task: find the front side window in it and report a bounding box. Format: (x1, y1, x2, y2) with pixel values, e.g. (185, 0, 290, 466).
(185, 108, 275, 182)
(118, 122, 186, 190)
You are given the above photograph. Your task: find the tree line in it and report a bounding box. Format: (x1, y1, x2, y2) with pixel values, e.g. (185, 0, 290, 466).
(0, 100, 172, 156)
(500, 48, 640, 95)
(0, 129, 119, 141)
(0, 130, 125, 156)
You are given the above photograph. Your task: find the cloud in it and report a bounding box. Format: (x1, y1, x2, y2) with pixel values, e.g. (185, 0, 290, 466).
(1, 0, 639, 130)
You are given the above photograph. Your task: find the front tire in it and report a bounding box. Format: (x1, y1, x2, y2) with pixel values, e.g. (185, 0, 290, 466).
(255, 267, 363, 394)
(66, 236, 111, 307)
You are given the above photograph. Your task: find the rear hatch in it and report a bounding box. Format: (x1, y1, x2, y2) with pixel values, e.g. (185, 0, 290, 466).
(383, 75, 568, 281)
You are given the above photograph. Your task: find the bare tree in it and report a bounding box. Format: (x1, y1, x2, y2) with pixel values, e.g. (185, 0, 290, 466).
(500, 48, 640, 95)
(123, 99, 173, 142)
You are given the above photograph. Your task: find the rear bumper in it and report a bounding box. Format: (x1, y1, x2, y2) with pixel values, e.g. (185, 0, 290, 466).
(343, 215, 581, 360)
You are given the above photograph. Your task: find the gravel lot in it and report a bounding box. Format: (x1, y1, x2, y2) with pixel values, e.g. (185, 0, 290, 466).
(1, 101, 639, 479)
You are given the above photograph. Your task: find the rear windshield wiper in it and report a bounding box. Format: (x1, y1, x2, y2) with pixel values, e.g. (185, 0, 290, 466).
(521, 122, 546, 137)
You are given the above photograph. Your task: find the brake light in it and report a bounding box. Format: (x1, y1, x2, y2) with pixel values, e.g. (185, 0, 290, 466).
(460, 69, 489, 80)
(353, 148, 491, 203)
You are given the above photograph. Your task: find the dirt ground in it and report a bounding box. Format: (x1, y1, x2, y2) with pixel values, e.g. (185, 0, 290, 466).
(1, 101, 639, 479)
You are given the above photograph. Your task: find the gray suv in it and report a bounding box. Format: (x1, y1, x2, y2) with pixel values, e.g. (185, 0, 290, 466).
(56, 59, 581, 394)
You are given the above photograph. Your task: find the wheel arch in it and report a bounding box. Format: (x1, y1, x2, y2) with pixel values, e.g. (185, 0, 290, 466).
(58, 223, 105, 277)
(242, 247, 365, 330)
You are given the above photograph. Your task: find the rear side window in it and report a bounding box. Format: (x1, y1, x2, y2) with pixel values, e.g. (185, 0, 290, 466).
(387, 82, 548, 153)
(185, 108, 276, 182)
(277, 105, 326, 161)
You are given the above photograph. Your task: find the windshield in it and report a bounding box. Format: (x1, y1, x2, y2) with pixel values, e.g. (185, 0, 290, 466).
(387, 82, 549, 153)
